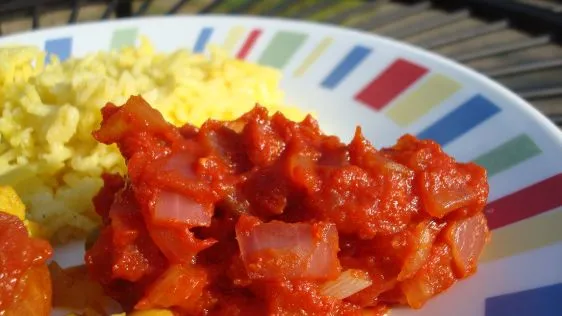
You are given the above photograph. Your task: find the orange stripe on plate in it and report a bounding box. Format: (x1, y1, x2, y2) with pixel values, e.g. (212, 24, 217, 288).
(481, 206, 562, 262)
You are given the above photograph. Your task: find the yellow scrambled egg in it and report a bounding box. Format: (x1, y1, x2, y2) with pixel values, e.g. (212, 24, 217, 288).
(0, 185, 43, 236)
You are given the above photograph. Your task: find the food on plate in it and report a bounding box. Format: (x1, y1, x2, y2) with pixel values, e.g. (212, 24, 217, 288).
(86, 96, 490, 315)
(0, 39, 304, 243)
(49, 262, 121, 315)
(113, 310, 175, 316)
(50, 261, 171, 316)
(0, 186, 53, 315)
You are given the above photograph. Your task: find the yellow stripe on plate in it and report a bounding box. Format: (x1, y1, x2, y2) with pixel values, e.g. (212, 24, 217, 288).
(481, 206, 562, 262)
(386, 74, 461, 126)
(223, 26, 246, 54)
(293, 37, 333, 77)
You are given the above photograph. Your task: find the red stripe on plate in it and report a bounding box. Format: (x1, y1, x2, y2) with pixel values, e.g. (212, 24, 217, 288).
(485, 173, 562, 230)
(355, 59, 428, 111)
(237, 29, 262, 60)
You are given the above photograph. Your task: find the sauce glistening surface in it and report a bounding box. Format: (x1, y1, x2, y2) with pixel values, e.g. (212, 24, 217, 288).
(86, 96, 490, 315)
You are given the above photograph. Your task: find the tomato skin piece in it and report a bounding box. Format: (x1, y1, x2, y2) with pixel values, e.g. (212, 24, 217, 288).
(93, 173, 126, 222)
(242, 117, 285, 167)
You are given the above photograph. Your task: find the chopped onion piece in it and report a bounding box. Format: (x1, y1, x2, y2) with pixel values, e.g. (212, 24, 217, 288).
(320, 269, 372, 299)
(445, 212, 489, 278)
(153, 191, 212, 227)
(235, 215, 340, 280)
(162, 152, 196, 180)
(398, 220, 442, 281)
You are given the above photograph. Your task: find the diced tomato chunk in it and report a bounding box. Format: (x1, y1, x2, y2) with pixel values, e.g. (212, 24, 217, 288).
(92, 173, 125, 221)
(381, 135, 488, 219)
(0, 212, 52, 314)
(310, 164, 414, 238)
(243, 117, 285, 167)
(419, 163, 488, 218)
(148, 223, 216, 264)
(136, 264, 208, 311)
(93, 96, 181, 151)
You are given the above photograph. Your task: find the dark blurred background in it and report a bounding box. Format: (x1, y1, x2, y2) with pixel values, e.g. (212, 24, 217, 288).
(1, 0, 561, 127)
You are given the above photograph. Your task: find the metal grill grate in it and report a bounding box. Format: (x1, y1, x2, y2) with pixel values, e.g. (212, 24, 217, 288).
(1, 0, 561, 127)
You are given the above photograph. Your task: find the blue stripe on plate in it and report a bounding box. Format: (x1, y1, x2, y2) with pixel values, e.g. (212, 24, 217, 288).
(485, 283, 562, 316)
(321, 45, 371, 89)
(194, 27, 213, 53)
(45, 37, 72, 62)
(417, 94, 501, 146)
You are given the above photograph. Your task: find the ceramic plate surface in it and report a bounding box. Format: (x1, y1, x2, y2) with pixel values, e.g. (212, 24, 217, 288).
(1, 15, 562, 316)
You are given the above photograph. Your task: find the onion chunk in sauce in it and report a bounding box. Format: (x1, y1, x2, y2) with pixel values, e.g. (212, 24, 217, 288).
(153, 191, 213, 227)
(445, 212, 490, 278)
(321, 269, 372, 299)
(236, 215, 340, 280)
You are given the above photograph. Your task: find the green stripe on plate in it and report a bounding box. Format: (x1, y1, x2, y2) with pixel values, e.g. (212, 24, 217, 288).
(258, 31, 308, 69)
(473, 134, 541, 176)
(110, 28, 138, 50)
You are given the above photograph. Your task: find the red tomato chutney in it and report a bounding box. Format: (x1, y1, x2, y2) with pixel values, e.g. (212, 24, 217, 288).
(0, 212, 53, 315)
(86, 96, 490, 315)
